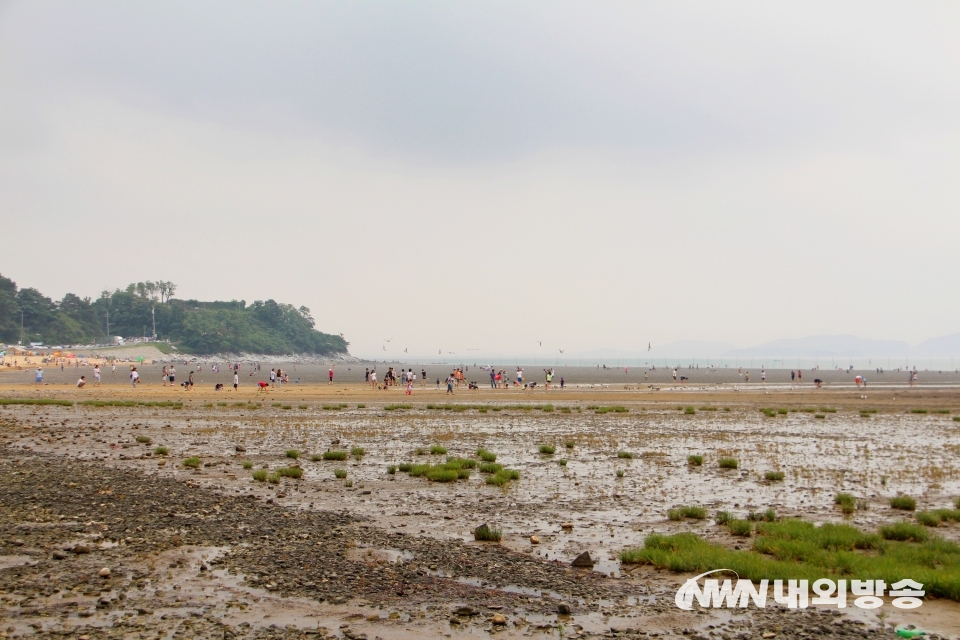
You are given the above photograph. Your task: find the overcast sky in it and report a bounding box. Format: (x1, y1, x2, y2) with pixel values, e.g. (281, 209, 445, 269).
(2, 2, 959, 358)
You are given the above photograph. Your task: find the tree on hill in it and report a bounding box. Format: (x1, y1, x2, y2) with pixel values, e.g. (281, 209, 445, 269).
(0, 274, 347, 355)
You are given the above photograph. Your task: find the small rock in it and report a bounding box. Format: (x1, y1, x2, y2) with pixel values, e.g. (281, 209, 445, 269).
(557, 602, 571, 615)
(71, 544, 91, 554)
(99, 567, 111, 577)
(455, 606, 478, 616)
(761, 634, 775, 639)
(530, 535, 540, 544)
(52, 551, 67, 560)
(492, 614, 507, 625)
(235, 445, 246, 452)
(560, 522, 573, 530)
(571, 551, 594, 567)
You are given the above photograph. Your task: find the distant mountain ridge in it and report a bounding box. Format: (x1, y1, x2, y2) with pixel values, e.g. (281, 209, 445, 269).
(575, 333, 960, 360)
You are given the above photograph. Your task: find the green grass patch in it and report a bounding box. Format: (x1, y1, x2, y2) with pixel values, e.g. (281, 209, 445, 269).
(154, 446, 169, 456)
(182, 456, 201, 469)
(819, 407, 837, 413)
(241, 460, 253, 469)
(880, 522, 928, 542)
(618, 517, 960, 600)
(398, 462, 413, 472)
(252, 469, 267, 482)
(322, 451, 347, 461)
(351, 446, 365, 459)
(285, 449, 300, 460)
(334, 469, 347, 479)
(728, 520, 753, 537)
(278, 466, 303, 479)
(79, 400, 181, 408)
(687, 454, 703, 466)
(558, 459, 568, 466)
(485, 468, 520, 486)
(384, 403, 413, 411)
(835, 493, 857, 515)
(667, 505, 706, 521)
(479, 462, 503, 474)
(718, 457, 738, 469)
(594, 406, 629, 414)
(476, 448, 497, 462)
(890, 495, 917, 511)
(910, 408, 929, 414)
(616, 450, 633, 459)
(321, 404, 349, 410)
(564, 440, 576, 449)
(764, 471, 785, 482)
(386, 465, 397, 475)
(538, 445, 556, 455)
(429, 445, 447, 455)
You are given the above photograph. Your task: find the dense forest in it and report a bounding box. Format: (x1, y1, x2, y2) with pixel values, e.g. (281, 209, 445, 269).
(0, 274, 348, 355)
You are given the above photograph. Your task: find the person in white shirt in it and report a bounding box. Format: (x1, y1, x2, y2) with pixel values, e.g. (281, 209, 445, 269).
(93, 365, 101, 386)
(234, 372, 239, 391)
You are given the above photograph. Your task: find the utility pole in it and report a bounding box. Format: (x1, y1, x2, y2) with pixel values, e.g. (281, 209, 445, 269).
(152, 306, 156, 340)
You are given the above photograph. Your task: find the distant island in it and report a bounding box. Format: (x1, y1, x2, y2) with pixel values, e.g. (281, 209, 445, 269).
(0, 274, 348, 356)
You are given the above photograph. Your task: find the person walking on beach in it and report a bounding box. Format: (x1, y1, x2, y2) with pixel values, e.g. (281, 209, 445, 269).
(490, 369, 497, 389)
(130, 367, 140, 387)
(369, 369, 377, 389)
(94, 365, 101, 386)
(421, 368, 427, 387)
(234, 371, 239, 391)
(35, 367, 42, 387)
(188, 371, 194, 390)
(162, 366, 169, 386)
(365, 368, 370, 383)
(328, 367, 334, 384)
(168, 365, 175, 387)
(672, 368, 677, 382)
(446, 374, 455, 394)
(270, 369, 276, 386)
(761, 370, 766, 383)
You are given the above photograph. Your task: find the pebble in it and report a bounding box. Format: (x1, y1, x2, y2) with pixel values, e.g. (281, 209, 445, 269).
(99, 567, 111, 577)
(530, 535, 540, 544)
(571, 551, 594, 567)
(492, 613, 507, 625)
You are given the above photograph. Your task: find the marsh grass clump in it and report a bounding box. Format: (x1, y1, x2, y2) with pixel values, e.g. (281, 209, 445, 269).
(835, 493, 857, 515)
(241, 460, 253, 469)
(700, 406, 718, 411)
(278, 466, 303, 479)
(182, 456, 201, 469)
(746, 509, 778, 523)
(285, 449, 300, 460)
(539, 444, 556, 455)
(281, 404, 292, 410)
(667, 505, 706, 521)
(252, 469, 267, 482)
(477, 449, 497, 462)
(387, 465, 397, 475)
(414, 447, 427, 455)
(344, 479, 353, 487)
(594, 406, 628, 414)
(447, 457, 476, 469)
(910, 408, 929, 414)
(917, 511, 942, 527)
(384, 403, 413, 411)
(136, 435, 152, 444)
(819, 407, 837, 413)
(356, 404, 366, 409)
(890, 495, 917, 511)
(718, 457, 738, 470)
(486, 468, 520, 486)
(760, 408, 776, 418)
(479, 462, 503, 474)
(310, 454, 322, 462)
(322, 404, 349, 411)
(687, 454, 704, 466)
(398, 462, 413, 472)
(954, 416, 960, 422)
(765, 471, 785, 482)
(426, 468, 460, 482)
(616, 469, 625, 478)
(776, 408, 788, 415)
(880, 522, 928, 542)
(684, 407, 696, 415)
(154, 446, 169, 456)
(558, 458, 568, 466)
(728, 520, 753, 537)
(298, 404, 308, 410)
(616, 451, 633, 459)
(564, 440, 576, 449)
(267, 472, 281, 484)
(474, 524, 502, 542)
(429, 445, 447, 455)
(334, 469, 347, 479)
(323, 451, 347, 461)
(351, 446, 365, 460)
(814, 413, 826, 419)
(715, 511, 734, 525)
(271, 403, 282, 408)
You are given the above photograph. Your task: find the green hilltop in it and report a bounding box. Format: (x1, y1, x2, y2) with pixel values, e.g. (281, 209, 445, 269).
(0, 275, 348, 356)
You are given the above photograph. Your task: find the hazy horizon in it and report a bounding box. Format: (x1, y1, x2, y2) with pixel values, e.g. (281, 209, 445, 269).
(3, 2, 959, 359)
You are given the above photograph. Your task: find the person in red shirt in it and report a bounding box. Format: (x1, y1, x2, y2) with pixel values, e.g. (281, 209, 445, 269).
(328, 367, 334, 384)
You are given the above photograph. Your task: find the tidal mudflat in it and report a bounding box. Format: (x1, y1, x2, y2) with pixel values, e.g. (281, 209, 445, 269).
(1, 383, 959, 638)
